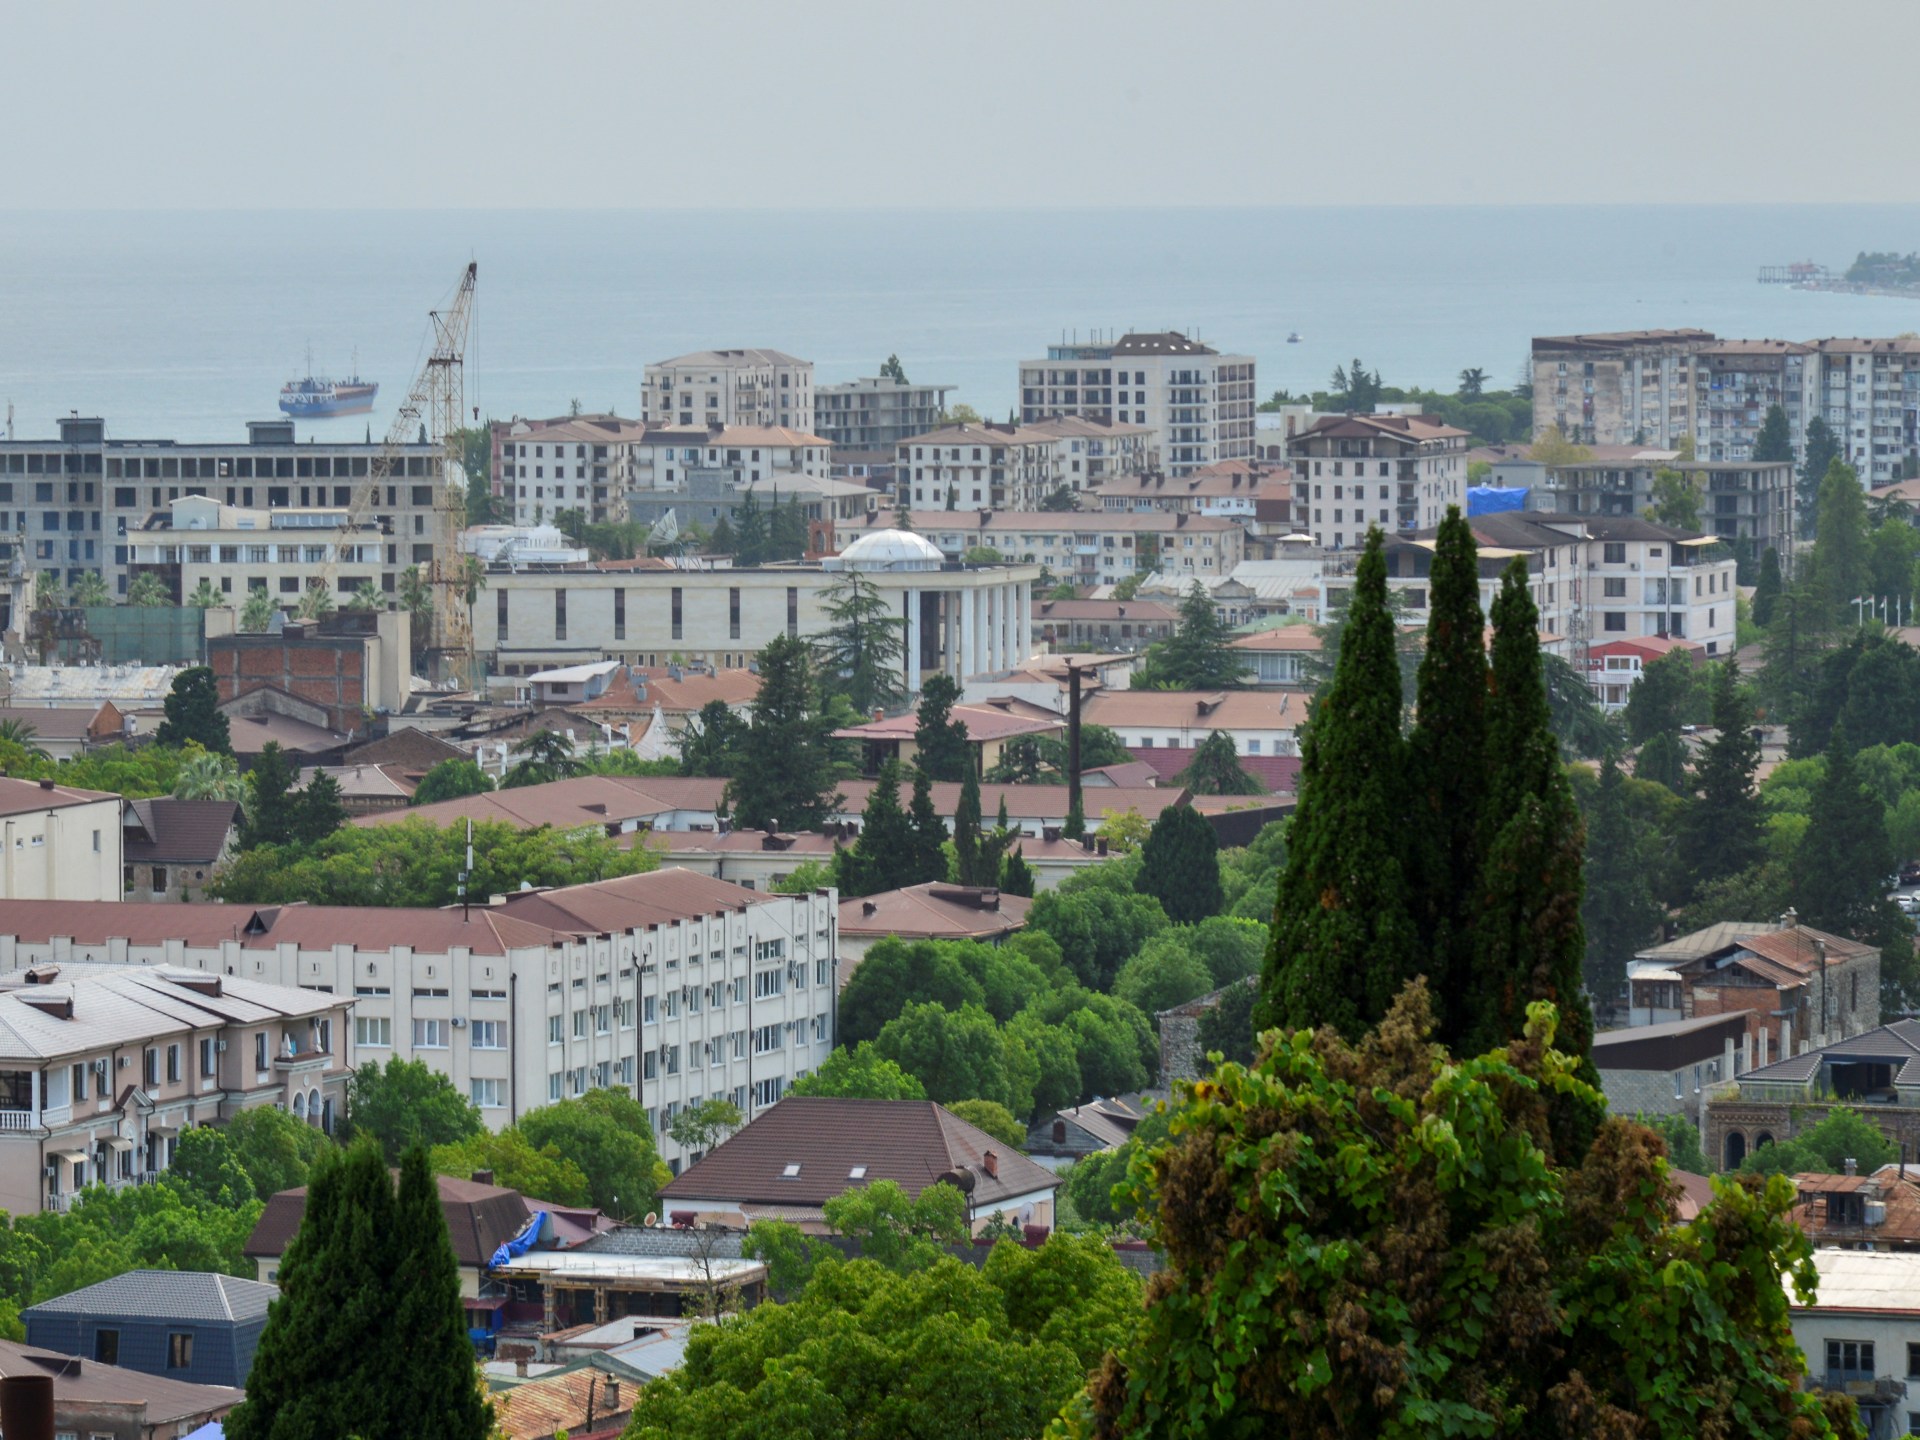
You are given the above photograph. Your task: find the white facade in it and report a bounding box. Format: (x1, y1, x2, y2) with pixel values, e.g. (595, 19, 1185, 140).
(0, 782, 123, 902)
(1019, 331, 1256, 476)
(642, 350, 815, 432)
(837, 509, 1244, 587)
(0, 873, 839, 1170)
(1287, 414, 1470, 551)
(814, 377, 956, 450)
(129, 496, 388, 608)
(1789, 1248, 1920, 1436)
(499, 416, 649, 528)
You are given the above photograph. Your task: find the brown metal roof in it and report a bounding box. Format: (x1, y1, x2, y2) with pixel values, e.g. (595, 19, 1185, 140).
(0, 776, 119, 817)
(838, 882, 1032, 941)
(122, 798, 242, 865)
(0, 897, 560, 956)
(0, 1335, 241, 1426)
(358, 774, 728, 833)
(246, 1172, 542, 1268)
(658, 1097, 1060, 1210)
(493, 868, 775, 933)
(341, 727, 470, 769)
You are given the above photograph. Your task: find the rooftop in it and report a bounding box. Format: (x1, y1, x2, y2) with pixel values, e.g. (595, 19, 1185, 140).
(0, 1335, 242, 1425)
(1795, 1247, 1920, 1315)
(24, 1269, 276, 1324)
(839, 882, 1032, 941)
(0, 965, 342, 1063)
(122, 798, 242, 865)
(0, 776, 120, 818)
(358, 773, 728, 834)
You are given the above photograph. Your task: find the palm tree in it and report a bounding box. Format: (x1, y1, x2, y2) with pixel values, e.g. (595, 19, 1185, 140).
(502, 728, 579, 787)
(186, 579, 223, 609)
(240, 586, 277, 633)
(0, 720, 50, 762)
(70, 572, 112, 608)
(1869, 491, 1915, 527)
(33, 572, 63, 610)
(296, 582, 335, 621)
(346, 581, 380, 611)
(173, 749, 244, 802)
(1458, 367, 1488, 399)
(127, 572, 171, 607)
(458, 556, 488, 645)
(397, 566, 432, 623)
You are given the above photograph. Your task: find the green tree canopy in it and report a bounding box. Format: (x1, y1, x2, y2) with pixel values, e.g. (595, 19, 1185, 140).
(813, 570, 907, 715)
(1753, 545, 1783, 626)
(345, 1058, 483, 1163)
(1581, 751, 1664, 1017)
(835, 758, 925, 898)
(156, 666, 231, 754)
(943, 1099, 1026, 1150)
(1112, 932, 1214, 1017)
(518, 1090, 669, 1220)
(787, 1043, 929, 1101)
(1133, 581, 1248, 690)
(411, 759, 494, 805)
(429, 1128, 592, 1207)
(1172, 730, 1262, 795)
(1753, 403, 1793, 464)
(911, 672, 972, 782)
(224, 1104, 337, 1202)
(1134, 803, 1222, 925)
(728, 633, 844, 831)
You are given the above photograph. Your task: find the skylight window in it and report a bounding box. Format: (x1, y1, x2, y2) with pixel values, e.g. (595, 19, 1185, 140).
(780, 1163, 801, 1178)
(849, 1166, 867, 1180)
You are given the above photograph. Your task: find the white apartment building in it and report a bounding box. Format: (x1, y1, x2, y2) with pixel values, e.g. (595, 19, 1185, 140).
(1789, 1248, 1920, 1438)
(814, 377, 956, 450)
(1286, 413, 1470, 550)
(1020, 416, 1157, 487)
(628, 425, 832, 494)
(0, 416, 444, 599)
(836, 508, 1245, 588)
(0, 870, 838, 1171)
(895, 423, 1068, 511)
(1530, 330, 1715, 447)
(483, 537, 1039, 685)
(497, 415, 649, 528)
(1806, 338, 1920, 485)
(1018, 331, 1256, 476)
(128, 496, 388, 608)
(0, 779, 124, 902)
(0, 962, 353, 1215)
(642, 350, 815, 432)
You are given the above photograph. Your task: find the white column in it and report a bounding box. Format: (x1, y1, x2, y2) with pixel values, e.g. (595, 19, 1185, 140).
(1018, 580, 1032, 664)
(985, 584, 1000, 675)
(959, 586, 977, 679)
(904, 589, 922, 694)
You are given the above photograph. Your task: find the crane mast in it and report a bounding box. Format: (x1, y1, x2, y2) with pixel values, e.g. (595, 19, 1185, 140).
(330, 262, 478, 683)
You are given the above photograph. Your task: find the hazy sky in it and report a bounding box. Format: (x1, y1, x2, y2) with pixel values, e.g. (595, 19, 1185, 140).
(14, 0, 1919, 209)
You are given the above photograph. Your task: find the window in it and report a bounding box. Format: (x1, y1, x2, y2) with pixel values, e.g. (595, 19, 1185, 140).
(1827, 1339, 1875, 1381)
(144, 1047, 158, 1086)
(471, 1020, 503, 1049)
(198, 1037, 217, 1076)
(1602, 576, 1626, 598)
(547, 1015, 563, 1045)
(94, 1329, 119, 1365)
(167, 1332, 194, 1369)
(572, 1011, 587, 1039)
(594, 1005, 611, 1035)
(255, 1032, 268, 1071)
(643, 995, 657, 1024)
(471, 1078, 504, 1109)
(754, 1023, 783, 1054)
(671, 586, 683, 640)
(613, 587, 626, 640)
(1602, 541, 1626, 564)
(753, 1076, 784, 1107)
(166, 1044, 181, 1084)
(755, 969, 784, 999)
(412, 1019, 448, 1049)
(355, 1016, 392, 1048)
(554, 587, 567, 641)
(1603, 613, 1626, 632)
(729, 586, 741, 640)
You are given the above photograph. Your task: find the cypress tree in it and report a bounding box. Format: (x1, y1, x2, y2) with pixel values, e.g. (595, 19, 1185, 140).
(1258, 528, 1420, 1038)
(1681, 658, 1765, 897)
(391, 1147, 493, 1440)
(999, 845, 1035, 898)
(837, 758, 918, 896)
(1581, 750, 1662, 1019)
(1468, 559, 1593, 1070)
(907, 766, 947, 884)
(1795, 730, 1893, 941)
(1635, 729, 1689, 794)
(1752, 403, 1792, 464)
(1406, 505, 1488, 1040)
(1137, 804, 1223, 925)
(953, 764, 987, 885)
(1752, 546, 1782, 626)
(912, 673, 972, 782)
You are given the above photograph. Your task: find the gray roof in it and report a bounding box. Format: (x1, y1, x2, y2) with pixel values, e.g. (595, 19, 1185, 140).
(24, 1269, 277, 1324)
(1740, 1019, 1920, 1086)
(1637, 921, 1776, 964)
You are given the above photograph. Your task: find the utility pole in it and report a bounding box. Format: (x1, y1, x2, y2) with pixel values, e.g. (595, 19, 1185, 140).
(1817, 935, 1829, 1044)
(1064, 661, 1089, 840)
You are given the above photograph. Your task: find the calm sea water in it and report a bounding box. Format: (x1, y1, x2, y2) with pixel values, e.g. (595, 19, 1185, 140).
(3, 206, 1920, 443)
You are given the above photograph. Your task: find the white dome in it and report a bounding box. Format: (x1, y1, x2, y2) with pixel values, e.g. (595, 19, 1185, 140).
(837, 528, 946, 572)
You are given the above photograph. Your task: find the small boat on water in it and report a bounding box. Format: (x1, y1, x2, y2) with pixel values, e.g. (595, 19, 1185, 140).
(280, 350, 378, 417)
(1286, 331, 1303, 344)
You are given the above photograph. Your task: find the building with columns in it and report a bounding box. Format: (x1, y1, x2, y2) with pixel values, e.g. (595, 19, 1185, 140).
(481, 535, 1039, 689)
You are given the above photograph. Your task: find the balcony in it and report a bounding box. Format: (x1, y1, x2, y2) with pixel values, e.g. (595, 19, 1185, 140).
(0, 1110, 33, 1132)
(273, 1047, 332, 1074)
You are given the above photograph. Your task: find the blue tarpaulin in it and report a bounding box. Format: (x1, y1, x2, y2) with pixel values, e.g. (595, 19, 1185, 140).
(1467, 485, 1528, 516)
(183, 1425, 224, 1440)
(488, 1211, 546, 1270)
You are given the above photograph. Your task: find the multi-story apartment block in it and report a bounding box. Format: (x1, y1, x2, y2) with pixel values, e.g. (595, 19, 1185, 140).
(1529, 330, 1715, 446)
(1084, 458, 1291, 520)
(0, 416, 443, 599)
(1534, 450, 1795, 560)
(895, 423, 1067, 511)
(1286, 413, 1469, 550)
(1807, 337, 1920, 485)
(641, 350, 814, 432)
(1692, 339, 1814, 464)
(628, 425, 831, 495)
(496, 415, 649, 528)
(484, 540, 1039, 685)
(813, 377, 956, 450)
(836, 508, 1244, 587)
(128, 496, 388, 609)
(0, 962, 353, 1215)
(1018, 331, 1256, 476)
(1020, 417, 1157, 487)
(0, 869, 838, 1171)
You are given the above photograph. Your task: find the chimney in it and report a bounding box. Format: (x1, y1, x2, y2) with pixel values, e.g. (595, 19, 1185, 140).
(862, 900, 878, 916)
(1779, 906, 1797, 930)
(514, 1357, 528, 1378)
(471, 1169, 494, 1186)
(872, 707, 885, 722)
(982, 1149, 998, 1177)
(604, 1377, 622, 1410)
(1845, 1157, 1858, 1177)
(37, 778, 53, 791)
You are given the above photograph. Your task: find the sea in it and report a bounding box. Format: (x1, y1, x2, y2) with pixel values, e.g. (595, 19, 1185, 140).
(4, 205, 1920, 444)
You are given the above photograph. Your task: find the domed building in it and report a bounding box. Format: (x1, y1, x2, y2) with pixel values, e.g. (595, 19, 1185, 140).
(823, 526, 1032, 683)
(832, 527, 947, 573)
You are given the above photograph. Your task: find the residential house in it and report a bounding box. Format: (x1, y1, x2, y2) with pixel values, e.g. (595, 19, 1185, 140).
(0, 777, 125, 901)
(1787, 1248, 1919, 1436)
(1027, 1097, 1147, 1158)
(23, 1270, 276, 1390)
(0, 702, 132, 760)
(1707, 1020, 1920, 1173)
(206, 608, 411, 735)
(496, 414, 649, 527)
(894, 421, 1072, 511)
(1590, 1011, 1750, 1127)
(1082, 458, 1289, 520)
(0, 1334, 241, 1440)
(657, 1096, 1062, 1234)
(1228, 626, 1322, 688)
(641, 350, 814, 432)
(829, 778, 1175, 841)
(1022, 415, 1158, 488)
(127, 495, 391, 610)
(0, 962, 352, 1215)
(489, 1354, 643, 1439)
(358, 773, 729, 837)
(1080, 688, 1306, 759)
(831, 702, 1064, 778)
(121, 799, 242, 901)
(294, 761, 418, 814)
(1031, 597, 1178, 653)
(838, 883, 1031, 968)
(1791, 1166, 1920, 1252)
(1586, 634, 1706, 711)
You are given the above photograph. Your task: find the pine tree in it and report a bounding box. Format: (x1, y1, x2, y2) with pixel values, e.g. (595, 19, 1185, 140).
(907, 766, 947, 884)
(241, 742, 303, 850)
(912, 673, 972, 782)
(1258, 529, 1420, 1038)
(1800, 417, 1840, 537)
(1137, 804, 1223, 925)
(952, 764, 997, 886)
(1681, 659, 1764, 897)
(733, 492, 769, 565)
(1752, 546, 1782, 626)
(294, 770, 348, 846)
(999, 846, 1035, 897)
(1581, 751, 1662, 1019)
(836, 759, 918, 897)
(1136, 581, 1248, 689)
(1752, 403, 1792, 464)
(1810, 459, 1870, 624)
(728, 634, 842, 831)
(1468, 558, 1592, 1068)
(156, 666, 232, 754)
(390, 1147, 493, 1440)
(1406, 506, 1488, 1039)
(707, 513, 737, 556)
(1635, 729, 1689, 793)
(1173, 731, 1262, 795)
(813, 570, 907, 715)
(1795, 731, 1894, 941)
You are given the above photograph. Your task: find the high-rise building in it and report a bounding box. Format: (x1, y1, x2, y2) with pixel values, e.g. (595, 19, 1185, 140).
(1018, 331, 1255, 476)
(814, 377, 955, 450)
(642, 349, 814, 431)
(1530, 330, 1716, 447)
(1285, 413, 1469, 550)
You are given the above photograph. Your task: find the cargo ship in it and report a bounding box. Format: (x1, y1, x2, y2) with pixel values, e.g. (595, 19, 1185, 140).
(279, 356, 378, 418)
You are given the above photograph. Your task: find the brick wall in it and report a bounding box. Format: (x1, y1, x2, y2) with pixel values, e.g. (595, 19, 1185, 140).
(209, 630, 370, 733)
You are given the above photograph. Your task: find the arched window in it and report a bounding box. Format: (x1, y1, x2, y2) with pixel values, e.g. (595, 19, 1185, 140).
(292, 1092, 306, 1121)
(1723, 1131, 1747, 1169)
(1755, 1130, 1775, 1152)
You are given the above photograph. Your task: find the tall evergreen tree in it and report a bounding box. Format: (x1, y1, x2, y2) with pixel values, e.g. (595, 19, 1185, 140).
(1135, 581, 1248, 690)
(1810, 458, 1871, 624)
(1258, 529, 1420, 1038)
(912, 672, 972, 782)
(1634, 729, 1689, 794)
(390, 1147, 493, 1440)
(999, 845, 1035, 898)
(294, 770, 348, 846)
(1681, 658, 1764, 897)
(1752, 545, 1783, 626)
(1581, 751, 1663, 1018)
(836, 759, 919, 897)
(1800, 416, 1840, 537)
(156, 665, 232, 754)
(727, 634, 842, 831)
(907, 766, 947, 884)
(1795, 731, 1894, 942)
(1752, 403, 1792, 464)
(1136, 804, 1223, 925)
(1173, 730, 1262, 795)
(227, 1142, 399, 1439)
(813, 570, 907, 715)
(733, 491, 769, 565)
(241, 742, 303, 850)
(951, 764, 1006, 886)
(1406, 506, 1488, 1038)
(1468, 558, 1592, 1069)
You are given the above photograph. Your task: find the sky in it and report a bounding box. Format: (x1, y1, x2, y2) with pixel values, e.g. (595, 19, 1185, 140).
(11, 0, 1920, 210)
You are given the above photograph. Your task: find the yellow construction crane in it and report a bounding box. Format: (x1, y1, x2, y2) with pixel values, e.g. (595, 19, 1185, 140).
(327, 261, 478, 683)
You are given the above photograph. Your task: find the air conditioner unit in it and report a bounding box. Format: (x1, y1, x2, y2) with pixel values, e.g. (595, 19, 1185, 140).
(92, 1059, 108, 1076)
(216, 1040, 228, 1052)
(43, 1163, 56, 1178)
(1629, 563, 1641, 571)
(450, 1017, 468, 1029)
(116, 1056, 130, 1069)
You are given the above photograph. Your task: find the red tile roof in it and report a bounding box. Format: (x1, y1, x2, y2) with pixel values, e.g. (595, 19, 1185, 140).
(1126, 746, 1299, 794)
(0, 777, 120, 817)
(839, 882, 1031, 941)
